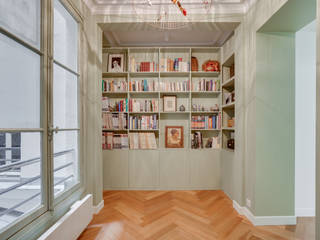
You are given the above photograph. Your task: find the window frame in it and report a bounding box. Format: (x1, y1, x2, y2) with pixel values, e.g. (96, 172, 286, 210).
(0, 0, 84, 238)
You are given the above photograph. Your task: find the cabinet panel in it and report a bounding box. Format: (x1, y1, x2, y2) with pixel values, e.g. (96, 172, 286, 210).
(189, 150, 221, 188)
(129, 150, 159, 188)
(159, 150, 189, 188)
(103, 150, 129, 188)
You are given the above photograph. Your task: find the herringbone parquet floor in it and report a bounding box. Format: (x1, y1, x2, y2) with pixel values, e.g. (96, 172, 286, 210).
(78, 191, 315, 240)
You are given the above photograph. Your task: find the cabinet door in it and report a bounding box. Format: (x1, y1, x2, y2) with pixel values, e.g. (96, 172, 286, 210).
(129, 150, 159, 188)
(189, 150, 221, 189)
(159, 150, 189, 188)
(103, 150, 129, 188)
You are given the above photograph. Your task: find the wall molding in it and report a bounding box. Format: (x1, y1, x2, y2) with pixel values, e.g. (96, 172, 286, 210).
(233, 201, 297, 226)
(93, 200, 104, 214)
(295, 208, 315, 217)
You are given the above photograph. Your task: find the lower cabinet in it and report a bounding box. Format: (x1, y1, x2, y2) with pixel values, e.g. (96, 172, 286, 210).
(129, 150, 159, 188)
(103, 149, 221, 190)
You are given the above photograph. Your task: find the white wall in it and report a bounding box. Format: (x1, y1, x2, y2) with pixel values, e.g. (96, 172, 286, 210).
(295, 20, 316, 217)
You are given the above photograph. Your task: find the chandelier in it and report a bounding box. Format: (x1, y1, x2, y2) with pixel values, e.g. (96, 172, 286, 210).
(132, 0, 213, 30)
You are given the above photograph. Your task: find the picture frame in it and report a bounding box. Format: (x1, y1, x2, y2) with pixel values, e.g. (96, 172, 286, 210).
(165, 126, 184, 148)
(108, 54, 124, 72)
(163, 95, 177, 112)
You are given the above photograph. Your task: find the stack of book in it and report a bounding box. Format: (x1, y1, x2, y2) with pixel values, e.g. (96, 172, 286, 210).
(191, 114, 221, 129)
(102, 132, 129, 150)
(102, 79, 127, 92)
(130, 58, 158, 72)
(192, 78, 220, 92)
(129, 79, 159, 92)
(129, 115, 158, 130)
(129, 132, 157, 149)
(102, 113, 128, 130)
(191, 132, 203, 149)
(160, 58, 189, 72)
(160, 81, 190, 92)
(129, 99, 159, 112)
(102, 97, 128, 112)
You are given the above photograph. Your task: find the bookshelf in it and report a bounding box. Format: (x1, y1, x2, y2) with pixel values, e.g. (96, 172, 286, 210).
(102, 47, 224, 151)
(222, 54, 235, 151)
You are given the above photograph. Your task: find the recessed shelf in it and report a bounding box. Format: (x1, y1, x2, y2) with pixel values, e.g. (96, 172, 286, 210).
(102, 72, 128, 77)
(222, 102, 235, 109)
(160, 111, 190, 114)
(102, 111, 128, 114)
(222, 76, 235, 88)
(191, 91, 221, 95)
(191, 129, 221, 131)
(102, 91, 128, 96)
(129, 91, 159, 94)
(191, 71, 220, 77)
(129, 72, 159, 77)
(222, 127, 235, 131)
(160, 72, 190, 77)
(129, 129, 159, 132)
(102, 129, 128, 132)
(129, 112, 159, 114)
(191, 111, 220, 114)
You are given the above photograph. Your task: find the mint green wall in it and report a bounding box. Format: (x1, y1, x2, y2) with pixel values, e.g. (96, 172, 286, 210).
(255, 32, 295, 216)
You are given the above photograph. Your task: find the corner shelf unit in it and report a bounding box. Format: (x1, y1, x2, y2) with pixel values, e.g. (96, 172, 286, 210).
(221, 54, 236, 151)
(102, 47, 226, 151)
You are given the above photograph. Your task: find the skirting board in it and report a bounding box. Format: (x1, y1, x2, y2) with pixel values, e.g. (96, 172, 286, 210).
(93, 200, 104, 214)
(233, 200, 297, 226)
(295, 208, 315, 217)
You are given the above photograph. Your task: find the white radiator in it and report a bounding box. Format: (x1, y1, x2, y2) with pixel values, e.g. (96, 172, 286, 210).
(38, 194, 93, 240)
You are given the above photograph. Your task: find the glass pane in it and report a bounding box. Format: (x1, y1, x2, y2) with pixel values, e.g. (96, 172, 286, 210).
(54, 0, 78, 72)
(53, 130, 78, 197)
(0, 33, 40, 128)
(53, 64, 78, 129)
(0, 132, 42, 232)
(0, 0, 41, 49)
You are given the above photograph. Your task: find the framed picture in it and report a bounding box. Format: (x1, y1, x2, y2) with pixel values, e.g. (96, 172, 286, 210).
(163, 95, 177, 112)
(108, 54, 124, 72)
(165, 126, 184, 148)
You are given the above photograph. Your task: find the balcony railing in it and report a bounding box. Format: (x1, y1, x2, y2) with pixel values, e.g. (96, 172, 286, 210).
(0, 149, 75, 218)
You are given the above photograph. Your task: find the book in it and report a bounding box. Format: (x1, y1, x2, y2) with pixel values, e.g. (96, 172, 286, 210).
(102, 113, 128, 130)
(129, 132, 157, 149)
(159, 80, 190, 92)
(130, 57, 158, 72)
(160, 58, 189, 72)
(129, 115, 158, 130)
(192, 78, 220, 92)
(191, 115, 220, 130)
(129, 99, 159, 112)
(102, 78, 127, 92)
(102, 97, 128, 112)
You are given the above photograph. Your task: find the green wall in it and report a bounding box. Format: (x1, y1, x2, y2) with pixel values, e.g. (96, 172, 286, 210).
(255, 32, 295, 216)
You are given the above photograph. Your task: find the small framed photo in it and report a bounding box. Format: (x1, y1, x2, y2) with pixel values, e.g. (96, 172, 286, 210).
(165, 126, 184, 148)
(108, 54, 124, 72)
(163, 95, 177, 112)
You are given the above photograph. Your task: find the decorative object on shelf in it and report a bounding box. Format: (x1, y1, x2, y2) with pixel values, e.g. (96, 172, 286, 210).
(210, 104, 219, 112)
(227, 138, 234, 150)
(191, 56, 199, 72)
(202, 60, 220, 72)
(205, 137, 220, 149)
(224, 92, 233, 105)
(228, 118, 235, 128)
(108, 54, 124, 72)
(165, 126, 184, 148)
(230, 63, 235, 77)
(171, 0, 187, 16)
(163, 95, 177, 112)
(179, 104, 186, 112)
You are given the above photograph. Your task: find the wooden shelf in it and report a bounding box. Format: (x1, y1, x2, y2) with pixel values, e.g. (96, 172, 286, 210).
(191, 129, 220, 131)
(160, 72, 190, 77)
(129, 129, 159, 132)
(222, 102, 235, 109)
(130, 72, 159, 77)
(102, 129, 128, 132)
(102, 72, 128, 77)
(102, 91, 128, 95)
(191, 71, 220, 77)
(191, 111, 220, 114)
(222, 76, 235, 88)
(222, 127, 235, 131)
(160, 111, 190, 114)
(129, 112, 159, 114)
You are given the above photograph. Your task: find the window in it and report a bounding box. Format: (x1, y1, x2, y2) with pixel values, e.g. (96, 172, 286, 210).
(0, 0, 81, 236)
(53, 0, 80, 198)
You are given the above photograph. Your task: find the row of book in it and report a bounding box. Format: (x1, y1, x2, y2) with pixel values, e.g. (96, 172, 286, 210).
(102, 79, 127, 92)
(102, 113, 127, 130)
(129, 99, 159, 112)
(102, 97, 128, 112)
(192, 79, 220, 92)
(130, 58, 159, 72)
(129, 115, 158, 130)
(191, 114, 221, 129)
(191, 132, 220, 149)
(129, 79, 159, 92)
(160, 58, 189, 72)
(159, 81, 190, 92)
(102, 133, 129, 150)
(129, 132, 157, 149)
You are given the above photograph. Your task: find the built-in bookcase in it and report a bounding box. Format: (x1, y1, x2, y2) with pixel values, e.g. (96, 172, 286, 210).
(222, 54, 235, 151)
(102, 47, 230, 151)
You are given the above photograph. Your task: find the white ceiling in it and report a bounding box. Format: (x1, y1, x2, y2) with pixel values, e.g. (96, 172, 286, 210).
(101, 22, 240, 47)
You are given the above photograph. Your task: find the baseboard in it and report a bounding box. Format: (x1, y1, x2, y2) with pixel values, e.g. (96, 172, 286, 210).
(295, 208, 315, 217)
(93, 200, 104, 214)
(233, 200, 297, 226)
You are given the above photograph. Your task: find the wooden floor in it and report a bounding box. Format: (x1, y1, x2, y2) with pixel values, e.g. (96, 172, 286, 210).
(78, 191, 315, 240)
